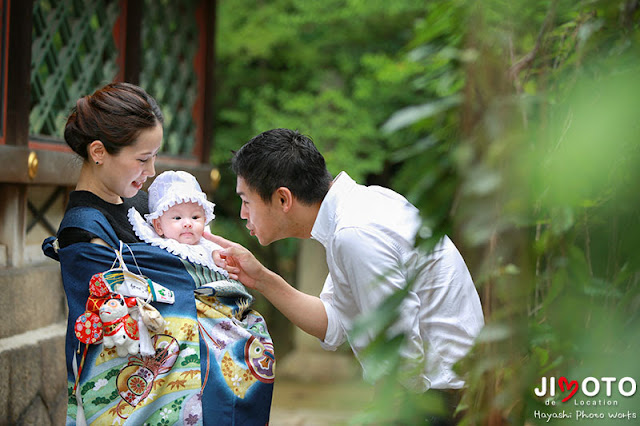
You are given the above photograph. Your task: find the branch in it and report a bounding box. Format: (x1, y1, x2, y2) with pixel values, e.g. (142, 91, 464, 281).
(621, 0, 639, 29)
(508, 0, 558, 86)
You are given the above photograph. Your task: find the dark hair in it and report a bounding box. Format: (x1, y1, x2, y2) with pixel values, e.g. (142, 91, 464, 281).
(64, 82, 164, 160)
(232, 128, 332, 205)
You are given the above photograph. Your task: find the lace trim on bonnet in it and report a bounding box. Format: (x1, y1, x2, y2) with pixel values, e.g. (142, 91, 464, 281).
(144, 194, 215, 223)
(128, 207, 229, 277)
(144, 170, 215, 224)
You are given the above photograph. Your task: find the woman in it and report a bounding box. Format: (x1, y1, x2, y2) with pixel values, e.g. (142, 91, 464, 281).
(43, 83, 275, 425)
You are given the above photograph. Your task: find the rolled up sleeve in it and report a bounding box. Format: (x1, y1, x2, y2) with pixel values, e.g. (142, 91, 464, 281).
(318, 274, 347, 350)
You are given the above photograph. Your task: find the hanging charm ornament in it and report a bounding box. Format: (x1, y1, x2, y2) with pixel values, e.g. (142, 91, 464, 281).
(74, 311, 103, 344)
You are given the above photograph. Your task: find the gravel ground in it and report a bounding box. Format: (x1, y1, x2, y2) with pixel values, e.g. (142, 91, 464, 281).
(269, 378, 374, 425)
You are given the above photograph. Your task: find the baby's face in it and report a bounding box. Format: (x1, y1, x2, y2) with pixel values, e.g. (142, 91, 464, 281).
(153, 201, 206, 245)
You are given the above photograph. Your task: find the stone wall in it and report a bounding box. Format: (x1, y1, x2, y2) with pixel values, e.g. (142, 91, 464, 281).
(0, 183, 69, 425)
(0, 263, 68, 425)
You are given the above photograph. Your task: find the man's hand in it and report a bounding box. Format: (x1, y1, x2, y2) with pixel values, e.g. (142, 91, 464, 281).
(203, 233, 328, 340)
(204, 232, 267, 291)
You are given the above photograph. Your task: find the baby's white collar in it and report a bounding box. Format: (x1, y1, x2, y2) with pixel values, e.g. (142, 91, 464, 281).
(128, 207, 228, 276)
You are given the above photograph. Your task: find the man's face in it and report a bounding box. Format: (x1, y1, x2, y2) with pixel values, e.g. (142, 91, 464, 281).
(236, 177, 287, 246)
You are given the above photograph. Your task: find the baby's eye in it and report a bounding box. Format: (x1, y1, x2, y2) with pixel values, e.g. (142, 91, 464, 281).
(172, 216, 182, 220)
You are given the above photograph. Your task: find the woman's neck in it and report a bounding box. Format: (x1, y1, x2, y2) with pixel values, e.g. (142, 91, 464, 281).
(75, 162, 123, 204)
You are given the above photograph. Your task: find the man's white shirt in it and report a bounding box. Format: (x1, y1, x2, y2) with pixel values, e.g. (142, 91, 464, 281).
(311, 172, 484, 391)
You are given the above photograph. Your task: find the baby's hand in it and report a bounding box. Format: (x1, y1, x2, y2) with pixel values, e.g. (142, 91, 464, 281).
(203, 232, 266, 291)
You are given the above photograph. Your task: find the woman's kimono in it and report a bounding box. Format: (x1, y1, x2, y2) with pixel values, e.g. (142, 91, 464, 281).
(42, 206, 275, 425)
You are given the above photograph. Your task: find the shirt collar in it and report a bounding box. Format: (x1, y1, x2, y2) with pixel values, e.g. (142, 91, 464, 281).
(311, 171, 355, 246)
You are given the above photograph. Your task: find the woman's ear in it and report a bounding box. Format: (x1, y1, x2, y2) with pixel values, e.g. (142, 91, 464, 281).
(275, 187, 294, 213)
(88, 140, 106, 164)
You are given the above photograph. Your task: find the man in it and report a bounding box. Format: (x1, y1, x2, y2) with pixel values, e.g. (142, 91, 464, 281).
(209, 128, 484, 398)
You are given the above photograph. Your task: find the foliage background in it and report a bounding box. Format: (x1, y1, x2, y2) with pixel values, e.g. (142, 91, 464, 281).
(211, 0, 640, 423)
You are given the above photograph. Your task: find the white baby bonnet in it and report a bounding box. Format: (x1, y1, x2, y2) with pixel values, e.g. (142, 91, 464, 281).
(144, 170, 215, 225)
(127, 171, 228, 275)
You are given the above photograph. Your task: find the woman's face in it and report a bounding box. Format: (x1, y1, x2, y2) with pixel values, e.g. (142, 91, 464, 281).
(99, 124, 163, 203)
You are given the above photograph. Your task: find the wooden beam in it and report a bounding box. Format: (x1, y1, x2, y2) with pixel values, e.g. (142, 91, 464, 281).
(0, 146, 80, 185)
(0, 145, 219, 191)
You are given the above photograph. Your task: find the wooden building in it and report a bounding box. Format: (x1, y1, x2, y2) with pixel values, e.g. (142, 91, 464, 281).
(0, 1, 217, 423)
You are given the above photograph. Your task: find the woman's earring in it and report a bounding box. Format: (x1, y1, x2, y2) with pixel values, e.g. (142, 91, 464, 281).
(95, 161, 100, 165)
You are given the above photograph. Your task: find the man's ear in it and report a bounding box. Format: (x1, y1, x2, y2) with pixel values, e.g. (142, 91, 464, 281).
(88, 140, 106, 164)
(274, 187, 294, 213)
(152, 218, 164, 236)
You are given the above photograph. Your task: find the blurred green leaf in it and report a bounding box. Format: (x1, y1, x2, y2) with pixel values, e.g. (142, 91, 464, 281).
(350, 281, 409, 343)
(212, 1, 640, 424)
(381, 95, 461, 133)
(474, 323, 512, 344)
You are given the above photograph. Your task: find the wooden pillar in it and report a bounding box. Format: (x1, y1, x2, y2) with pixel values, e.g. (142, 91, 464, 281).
(193, 0, 216, 164)
(5, 0, 33, 147)
(0, 184, 26, 266)
(1, 0, 33, 267)
(114, 0, 143, 84)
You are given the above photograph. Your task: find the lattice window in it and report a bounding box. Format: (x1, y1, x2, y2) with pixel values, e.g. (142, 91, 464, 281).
(140, 0, 199, 156)
(29, 0, 119, 139)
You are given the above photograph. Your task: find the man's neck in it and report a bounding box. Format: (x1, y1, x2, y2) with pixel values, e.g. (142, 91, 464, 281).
(291, 201, 323, 239)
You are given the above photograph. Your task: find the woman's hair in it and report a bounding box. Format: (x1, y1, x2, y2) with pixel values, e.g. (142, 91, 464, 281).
(231, 128, 332, 205)
(64, 82, 164, 160)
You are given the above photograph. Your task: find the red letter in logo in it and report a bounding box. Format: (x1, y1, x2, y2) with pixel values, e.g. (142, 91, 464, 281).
(558, 376, 579, 402)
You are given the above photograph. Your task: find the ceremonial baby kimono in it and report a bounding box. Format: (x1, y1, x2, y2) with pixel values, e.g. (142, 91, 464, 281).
(43, 205, 275, 425)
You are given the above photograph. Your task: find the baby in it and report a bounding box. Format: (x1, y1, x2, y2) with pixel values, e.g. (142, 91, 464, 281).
(128, 170, 228, 274)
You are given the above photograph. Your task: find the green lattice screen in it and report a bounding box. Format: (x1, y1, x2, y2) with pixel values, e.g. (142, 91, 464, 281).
(29, 0, 119, 139)
(140, 0, 199, 156)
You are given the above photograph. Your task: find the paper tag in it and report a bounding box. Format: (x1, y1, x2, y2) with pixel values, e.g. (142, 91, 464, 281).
(149, 280, 175, 304)
(120, 274, 151, 299)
